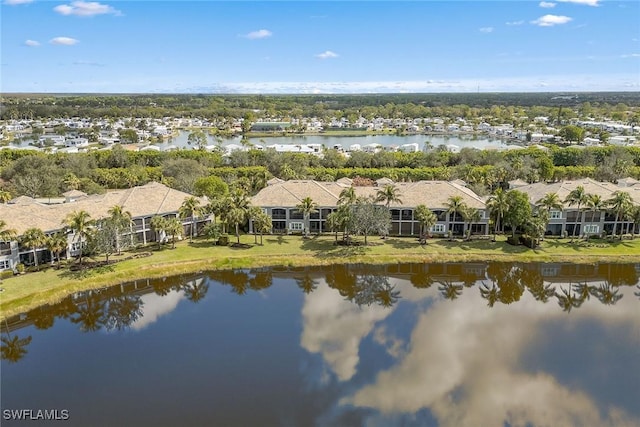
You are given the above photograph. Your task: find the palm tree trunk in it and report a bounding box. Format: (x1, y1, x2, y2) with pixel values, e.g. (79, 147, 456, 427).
(235, 223, 240, 243)
(32, 246, 38, 270)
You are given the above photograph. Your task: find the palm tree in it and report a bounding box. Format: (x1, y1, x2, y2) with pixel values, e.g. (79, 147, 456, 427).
(585, 194, 605, 226)
(487, 188, 509, 234)
(536, 192, 563, 236)
(564, 186, 588, 239)
(107, 205, 132, 255)
(375, 184, 403, 208)
(629, 205, 640, 238)
(227, 207, 246, 244)
(164, 217, 183, 249)
(607, 190, 633, 239)
(149, 215, 167, 249)
(296, 274, 318, 294)
(414, 204, 437, 244)
(248, 206, 263, 244)
(460, 205, 481, 240)
(0, 219, 17, 242)
(325, 211, 341, 243)
(63, 210, 94, 266)
(296, 196, 318, 238)
(480, 282, 500, 307)
(253, 212, 272, 245)
(46, 232, 68, 269)
(179, 196, 202, 241)
(20, 227, 47, 270)
(338, 186, 357, 206)
(0, 189, 11, 204)
(444, 195, 467, 236)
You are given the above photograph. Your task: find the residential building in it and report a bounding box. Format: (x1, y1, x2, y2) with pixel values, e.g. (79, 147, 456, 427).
(0, 182, 209, 271)
(250, 178, 489, 237)
(516, 178, 640, 236)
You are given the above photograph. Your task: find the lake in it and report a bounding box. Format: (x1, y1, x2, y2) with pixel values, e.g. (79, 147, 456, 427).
(2, 262, 639, 427)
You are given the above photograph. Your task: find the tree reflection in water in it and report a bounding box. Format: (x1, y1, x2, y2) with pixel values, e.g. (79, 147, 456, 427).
(438, 281, 464, 301)
(105, 294, 144, 330)
(296, 273, 318, 294)
(1, 319, 33, 363)
(181, 278, 209, 303)
(2, 262, 638, 366)
(348, 275, 400, 308)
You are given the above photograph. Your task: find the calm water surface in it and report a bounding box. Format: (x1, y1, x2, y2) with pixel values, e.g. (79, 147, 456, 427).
(2, 262, 639, 427)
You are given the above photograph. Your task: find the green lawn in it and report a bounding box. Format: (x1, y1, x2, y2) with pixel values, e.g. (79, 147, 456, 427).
(1, 234, 639, 319)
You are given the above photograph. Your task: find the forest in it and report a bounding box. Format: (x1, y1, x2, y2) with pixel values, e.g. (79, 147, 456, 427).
(1, 144, 639, 200)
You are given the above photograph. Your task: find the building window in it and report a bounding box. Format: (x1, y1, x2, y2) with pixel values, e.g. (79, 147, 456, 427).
(0, 259, 11, 270)
(550, 211, 562, 219)
(431, 224, 446, 233)
(583, 224, 599, 234)
(289, 222, 304, 231)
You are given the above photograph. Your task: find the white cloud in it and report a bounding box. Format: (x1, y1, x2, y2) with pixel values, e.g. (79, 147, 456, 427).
(558, 0, 599, 6)
(531, 14, 573, 26)
(243, 29, 272, 39)
(621, 53, 640, 58)
(539, 1, 557, 7)
(24, 39, 40, 47)
(3, 0, 33, 4)
(54, 1, 121, 17)
(343, 282, 640, 427)
(479, 27, 494, 33)
(49, 37, 79, 45)
(316, 50, 339, 59)
(506, 20, 524, 26)
(131, 290, 185, 331)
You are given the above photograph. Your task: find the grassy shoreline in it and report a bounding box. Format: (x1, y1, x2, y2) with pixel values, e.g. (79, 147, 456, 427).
(1, 235, 639, 320)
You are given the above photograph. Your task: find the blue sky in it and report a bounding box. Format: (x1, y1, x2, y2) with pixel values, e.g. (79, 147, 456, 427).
(1, 0, 639, 93)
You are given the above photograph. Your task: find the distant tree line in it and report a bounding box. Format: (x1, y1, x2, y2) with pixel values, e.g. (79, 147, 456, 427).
(1, 145, 639, 199)
(2, 93, 639, 124)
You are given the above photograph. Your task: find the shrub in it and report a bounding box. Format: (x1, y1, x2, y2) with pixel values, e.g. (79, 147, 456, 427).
(15, 263, 25, 274)
(506, 235, 521, 246)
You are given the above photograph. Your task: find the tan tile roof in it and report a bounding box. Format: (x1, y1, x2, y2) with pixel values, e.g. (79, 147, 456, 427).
(515, 178, 640, 206)
(0, 182, 203, 235)
(251, 180, 486, 210)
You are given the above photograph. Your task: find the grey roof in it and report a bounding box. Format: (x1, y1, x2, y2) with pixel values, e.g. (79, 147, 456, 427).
(251, 180, 486, 210)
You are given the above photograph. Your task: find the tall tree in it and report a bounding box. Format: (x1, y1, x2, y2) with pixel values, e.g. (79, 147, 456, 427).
(375, 184, 403, 208)
(536, 192, 563, 237)
(338, 186, 357, 206)
(414, 204, 437, 244)
(164, 217, 183, 249)
(444, 195, 466, 236)
(252, 211, 272, 245)
(585, 194, 605, 225)
(351, 198, 391, 245)
(107, 205, 132, 255)
(503, 190, 532, 238)
(607, 190, 633, 239)
(63, 210, 94, 266)
(487, 188, 509, 234)
(179, 196, 202, 241)
(564, 186, 588, 239)
(460, 205, 481, 239)
(46, 232, 68, 269)
(149, 215, 167, 249)
(20, 228, 47, 270)
(0, 219, 17, 243)
(296, 196, 318, 238)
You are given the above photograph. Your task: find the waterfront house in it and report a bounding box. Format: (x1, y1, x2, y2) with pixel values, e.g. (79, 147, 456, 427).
(0, 182, 209, 271)
(249, 179, 489, 237)
(515, 178, 640, 236)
